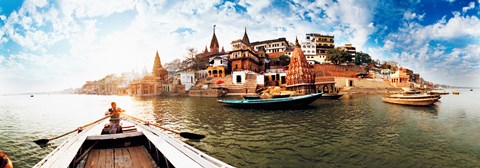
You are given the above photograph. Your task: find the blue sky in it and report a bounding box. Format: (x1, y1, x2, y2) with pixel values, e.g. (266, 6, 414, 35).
(0, 0, 479, 93)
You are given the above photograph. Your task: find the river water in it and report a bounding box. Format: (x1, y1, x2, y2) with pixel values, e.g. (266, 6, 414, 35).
(1, 90, 479, 167)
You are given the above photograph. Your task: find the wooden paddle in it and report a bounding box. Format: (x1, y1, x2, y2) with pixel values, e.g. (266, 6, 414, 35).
(122, 113, 206, 140)
(34, 114, 112, 145)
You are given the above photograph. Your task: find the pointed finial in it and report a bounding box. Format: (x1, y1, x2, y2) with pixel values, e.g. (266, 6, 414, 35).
(213, 25, 216, 34)
(295, 36, 300, 47)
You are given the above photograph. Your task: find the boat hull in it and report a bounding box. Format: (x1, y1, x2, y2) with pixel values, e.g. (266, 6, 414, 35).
(218, 93, 323, 109)
(34, 116, 233, 168)
(382, 97, 437, 106)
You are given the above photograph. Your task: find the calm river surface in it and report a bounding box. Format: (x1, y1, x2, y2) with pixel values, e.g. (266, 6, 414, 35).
(1, 90, 479, 167)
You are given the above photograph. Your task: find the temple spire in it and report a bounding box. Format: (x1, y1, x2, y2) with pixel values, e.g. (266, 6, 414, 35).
(209, 25, 219, 53)
(152, 51, 162, 77)
(242, 27, 250, 45)
(221, 46, 225, 53)
(295, 36, 300, 47)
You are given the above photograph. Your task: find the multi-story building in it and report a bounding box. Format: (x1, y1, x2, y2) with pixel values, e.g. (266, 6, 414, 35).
(207, 54, 228, 77)
(337, 44, 356, 61)
(305, 33, 335, 56)
(301, 41, 329, 64)
(251, 37, 289, 53)
(229, 28, 265, 85)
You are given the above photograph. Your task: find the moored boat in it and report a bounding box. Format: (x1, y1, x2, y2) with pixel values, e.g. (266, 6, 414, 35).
(452, 91, 460, 95)
(428, 89, 449, 95)
(382, 97, 437, 106)
(218, 93, 323, 109)
(34, 115, 233, 168)
(387, 93, 441, 100)
(318, 93, 344, 99)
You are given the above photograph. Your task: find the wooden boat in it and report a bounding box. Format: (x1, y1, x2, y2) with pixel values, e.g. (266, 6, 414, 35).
(382, 97, 437, 106)
(218, 93, 323, 108)
(34, 116, 233, 168)
(428, 89, 449, 95)
(471, 89, 474, 91)
(387, 93, 441, 100)
(318, 93, 343, 99)
(452, 91, 460, 95)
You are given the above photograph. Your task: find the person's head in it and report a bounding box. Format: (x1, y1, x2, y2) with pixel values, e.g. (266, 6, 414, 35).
(111, 102, 117, 109)
(0, 152, 13, 168)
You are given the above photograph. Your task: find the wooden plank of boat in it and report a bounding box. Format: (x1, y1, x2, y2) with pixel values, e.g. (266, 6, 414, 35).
(126, 117, 233, 168)
(382, 97, 437, 106)
(34, 119, 107, 168)
(218, 93, 322, 108)
(35, 116, 233, 168)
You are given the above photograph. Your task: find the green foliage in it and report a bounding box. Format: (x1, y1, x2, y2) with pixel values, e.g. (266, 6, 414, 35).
(355, 51, 372, 65)
(326, 48, 349, 64)
(278, 54, 290, 66)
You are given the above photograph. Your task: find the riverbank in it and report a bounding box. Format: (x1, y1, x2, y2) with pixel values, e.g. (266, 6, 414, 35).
(334, 77, 402, 94)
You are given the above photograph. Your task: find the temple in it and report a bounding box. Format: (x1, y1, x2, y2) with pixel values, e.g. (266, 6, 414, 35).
(285, 37, 315, 95)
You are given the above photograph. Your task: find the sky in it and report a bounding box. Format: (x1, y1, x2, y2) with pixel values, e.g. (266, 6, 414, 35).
(0, 0, 479, 94)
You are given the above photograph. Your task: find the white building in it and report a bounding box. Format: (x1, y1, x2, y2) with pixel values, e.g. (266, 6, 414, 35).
(251, 38, 289, 53)
(178, 72, 196, 91)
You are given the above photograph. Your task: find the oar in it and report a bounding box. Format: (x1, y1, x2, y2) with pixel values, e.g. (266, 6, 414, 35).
(34, 115, 112, 145)
(122, 113, 206, 140)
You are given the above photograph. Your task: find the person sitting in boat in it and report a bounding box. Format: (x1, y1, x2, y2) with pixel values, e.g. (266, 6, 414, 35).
(105, 102, 125, 134)
(0, 151, 13, 168)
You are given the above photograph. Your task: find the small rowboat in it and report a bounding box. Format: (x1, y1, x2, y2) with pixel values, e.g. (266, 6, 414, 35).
(218, 93, 323, 109)
(428, 90, 449, 95)
(34, 115, 233, 168)
(452, 91, 460, 95)
(382, 97, 437, 106)
(318, 93, 343, 99)
(387, 94, 441, 100)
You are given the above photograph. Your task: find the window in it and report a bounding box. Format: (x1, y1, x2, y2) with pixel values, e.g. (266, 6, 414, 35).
(236, 75, 242, 83)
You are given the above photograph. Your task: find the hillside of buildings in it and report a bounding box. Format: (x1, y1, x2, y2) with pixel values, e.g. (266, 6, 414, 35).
(77, 26, 436, 97)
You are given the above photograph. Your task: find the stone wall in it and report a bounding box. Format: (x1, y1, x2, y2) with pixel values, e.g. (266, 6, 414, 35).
(313, 64, 364, 77)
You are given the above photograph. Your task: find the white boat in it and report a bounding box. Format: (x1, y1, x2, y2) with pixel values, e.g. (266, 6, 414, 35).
(34, 115, 233, 168)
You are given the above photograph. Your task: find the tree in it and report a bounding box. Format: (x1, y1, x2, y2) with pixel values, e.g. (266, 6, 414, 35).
(354, 51, 372, 65)
(182, 48, 208, 70)
(164, 59, 183, 72)
(326, 48, 348, 65)
(278, 54, 290, 66)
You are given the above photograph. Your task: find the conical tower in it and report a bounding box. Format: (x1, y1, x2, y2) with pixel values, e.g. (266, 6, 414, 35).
(242, 27, 250, 45)
(286, 37, 315, 95)
(209, 25, 220, 54)
(152, 51, 168, 80)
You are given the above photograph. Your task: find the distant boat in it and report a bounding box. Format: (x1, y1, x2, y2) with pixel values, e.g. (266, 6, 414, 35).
(30, 95, 34, 97)
(218, 93, 323, 109)
(382, 97, 437, 106)
(318, 93, 344, 99)
(452, 91, 460, 95)
(428, 89, 449, 95)
(470, 89, 473, 91)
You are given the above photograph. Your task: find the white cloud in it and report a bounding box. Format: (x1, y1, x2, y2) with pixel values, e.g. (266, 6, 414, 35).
(446, 0, 456, 2)
(403, 11, 425, 21)
(462, 2, 475, 13)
